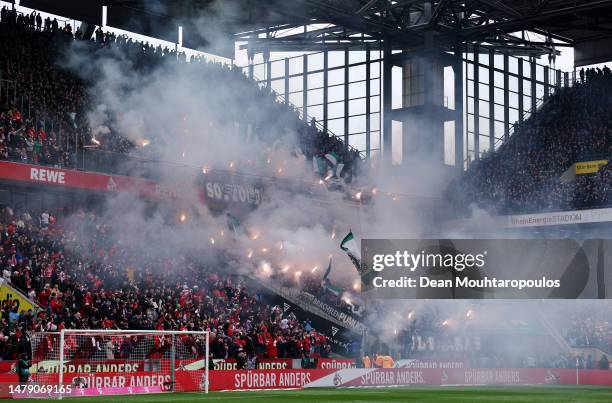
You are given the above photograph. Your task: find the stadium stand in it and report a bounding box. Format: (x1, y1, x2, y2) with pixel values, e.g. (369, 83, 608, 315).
(0, 6, 361, 179)
(2, 2, 611, 376)
(0, 206, 335, 363)
(451, 66, 612, 214)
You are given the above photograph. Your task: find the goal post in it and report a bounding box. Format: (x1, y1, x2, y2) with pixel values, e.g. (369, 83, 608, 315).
(30, 329, 210, 397)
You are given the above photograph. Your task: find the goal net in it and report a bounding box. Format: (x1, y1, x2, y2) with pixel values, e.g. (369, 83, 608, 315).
(29, 330, 209, 397)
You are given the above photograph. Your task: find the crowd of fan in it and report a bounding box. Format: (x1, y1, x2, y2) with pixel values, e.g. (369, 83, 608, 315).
(0, 103, 70, 166)
(0, 6, 360, 179)
(564, 314, 612, 356)
(0, 206, 335, 363)
(452, 66, 612, 214)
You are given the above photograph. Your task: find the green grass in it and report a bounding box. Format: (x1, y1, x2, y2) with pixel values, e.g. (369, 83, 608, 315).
(39, 386, 612, 403)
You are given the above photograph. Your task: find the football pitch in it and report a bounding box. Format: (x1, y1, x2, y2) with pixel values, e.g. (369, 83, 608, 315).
(45, 386, 612, 402)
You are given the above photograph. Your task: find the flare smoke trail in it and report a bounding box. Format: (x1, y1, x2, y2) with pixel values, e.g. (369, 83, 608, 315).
(56, 0, 612, 358)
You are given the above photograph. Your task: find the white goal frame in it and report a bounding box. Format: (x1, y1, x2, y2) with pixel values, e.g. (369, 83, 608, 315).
(56, 329, 210, 397)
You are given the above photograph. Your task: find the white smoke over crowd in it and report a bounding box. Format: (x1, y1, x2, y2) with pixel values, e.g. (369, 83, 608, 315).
(56, 0, 612, 360)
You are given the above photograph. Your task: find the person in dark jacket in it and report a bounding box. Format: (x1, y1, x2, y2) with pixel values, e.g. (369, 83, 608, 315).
(16, 353, 31, 385)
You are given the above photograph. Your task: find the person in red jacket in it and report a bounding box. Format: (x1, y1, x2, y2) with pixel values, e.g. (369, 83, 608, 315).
(266, 335, 278, 359)
(38, 285, 51, 307)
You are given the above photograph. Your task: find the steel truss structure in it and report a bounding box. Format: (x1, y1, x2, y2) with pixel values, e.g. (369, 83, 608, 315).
(235, 0, 612, 166)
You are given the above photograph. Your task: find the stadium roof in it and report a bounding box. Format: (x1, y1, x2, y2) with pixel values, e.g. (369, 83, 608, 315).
(18, 0, 612, 61)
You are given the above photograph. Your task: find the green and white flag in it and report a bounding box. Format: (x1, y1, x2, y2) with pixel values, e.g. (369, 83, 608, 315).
(226, 213, 242, 235)
(340, 231, 361, 273)
(324, 152, 344, 178)
(324, 151, 339, 166)
(313, 156, 329, 176)
(321, 258, 342, 297)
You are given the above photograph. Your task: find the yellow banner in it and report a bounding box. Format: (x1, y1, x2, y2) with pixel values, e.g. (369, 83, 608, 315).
(575, 160, 608, 175)
(0, 282, 38, 312)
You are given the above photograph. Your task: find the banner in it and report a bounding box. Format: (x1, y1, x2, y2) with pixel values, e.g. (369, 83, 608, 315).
(212, 358, 293, 370)
(0, 161, 270, 212)
(0, 161, 183, 201)
(395, 359, 466, 369)
(2, 367, 612, 397)
(304, 367, 612, 388)
(210, 369, 334, 390)
(267, 285, 367, 335)
(201, 171, 264, 210)
(32, 359, 154, 374)
(266, 291, 359, 356)
(576, 160, 608, 175)
(0, 279, 40, 312)
(316, 358, 356, 370)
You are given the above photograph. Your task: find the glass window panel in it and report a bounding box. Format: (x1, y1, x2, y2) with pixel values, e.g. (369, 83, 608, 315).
(370, 131, 381, 150)
(370, 113, 380, 131)
(467, 98, 474, 114)
(349, 81, 367, 98)
(536, 84, 545, 101)
(349, 98, 366, 116)
(289, 56, 303, 75)
(478, 52, 489, 65)
(480, 135, 490, 154)
(349, 115, 366, 134)
(289, 76, 303, 92)
(328, 51, 345, 69)
(523, 59, 531, 76)
(308, 52, 324, 71)
(307, 88, 324, 105)
(536, 65, 544, 82)
(328, 85, 344, 103)
(328, 118, 344, 135)
(309, 105, 324, 121)
(523, 79, 532, 96)
(494, 54, 504, 69)
(349, 134, 367, 151)
(308, 72, 324, 89)
(254, 64, 265, 80)
(509, 75, 519, 91)
(509, 57, 518, 74)
(509, 108, 519, 124)
(494, 120, 505, 138)
(289, 92, 303, 108)
(479, 117, 490, 135)
(371, 62, 381, 77)
(271, 60, 285, 79)
(328, 69, 345, 86)
(494, 87, 505, 104)
(494, 104, 505, 121)
(479, 83, 490, 101)
(509, 91, 518, 108)
(271, 79, 284, 95)
(370, 96, 380, 113)
(523, 95, 532, 111)
(478, 67, 489, 84)
(349, 51, 366, 64)
(349, 65, 367, 82)
(494, 71, 504, 88)
(467, 81, 474, 97)
(479, 100, 490, 118)
(328, 101, 345, 119)
(370, 78, 381, 96)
